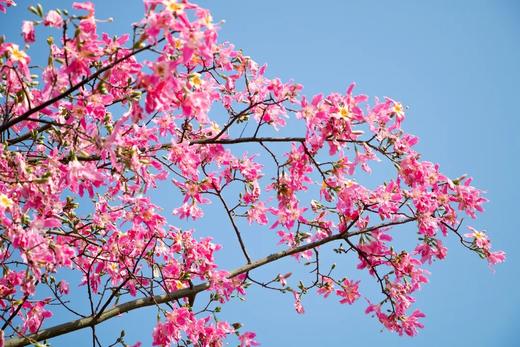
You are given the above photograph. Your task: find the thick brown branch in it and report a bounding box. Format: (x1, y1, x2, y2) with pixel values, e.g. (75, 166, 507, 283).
(3, 284, 210, 347)
(5, 217, 413, 347)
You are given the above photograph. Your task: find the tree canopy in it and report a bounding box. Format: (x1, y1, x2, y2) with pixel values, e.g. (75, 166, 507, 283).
(0, 1, 505, 346)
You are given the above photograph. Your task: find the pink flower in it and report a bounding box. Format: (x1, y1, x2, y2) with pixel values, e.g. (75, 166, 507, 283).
(414, 239, 447, 264)
(293, 291, 305, 314)
(238, 154, 263, 181)
(452, 178, 487, 218)
(400, 310, 426, 336)
(247, 201, 268, 225)
(0, 0, 15, 14)
(173, 202, 204, 220)
(336, 278, 360, 305)
(487, 250, 506, 266)
(239, 331, 260, 347)
(21, 21, 35, 43)
(72, 2, 95, 16)
(6, 44, 29, 65)
(465, 226, 489, 249)
(24, 301, 53, 333)
(152, 308, 195, 345)
(152, 322, 173, 346)
(44, 10, 63, 28)
(58, 280, 70, 294)
(317, 277, 335, 298)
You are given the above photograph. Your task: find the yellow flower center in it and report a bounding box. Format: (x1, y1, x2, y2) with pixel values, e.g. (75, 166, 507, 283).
(474, 231, 486, 240)
(9, 45, 27, 63)
(338, 105, 350, 119)
(345, 180, 355, 188)
(393, 102, 403, 115)
(189, 73, 202, 88)
(175, 280, 186, 290)
(0, 194, 13, 209)
(165, 0, 184, 13)
(210, 121, 221, 133)
(109, 262, 119, 272)
(204, 14, 213, 28)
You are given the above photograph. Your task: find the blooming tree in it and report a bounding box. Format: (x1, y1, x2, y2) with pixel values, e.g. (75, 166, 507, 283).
(0, 1, 505, 346)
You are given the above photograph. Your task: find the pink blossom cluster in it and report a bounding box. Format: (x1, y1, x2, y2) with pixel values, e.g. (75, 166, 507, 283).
(0, 1, 504, 346)
(0, 0, 14, 14)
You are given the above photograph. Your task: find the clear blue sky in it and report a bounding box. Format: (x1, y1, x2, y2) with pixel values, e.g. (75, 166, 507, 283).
(1, 1, 519, 346)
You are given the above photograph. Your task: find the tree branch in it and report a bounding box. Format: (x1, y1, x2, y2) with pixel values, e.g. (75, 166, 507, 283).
(5, 217, 414, 347)
(191, 136, 305, 146)
(0, 42, 156, 134)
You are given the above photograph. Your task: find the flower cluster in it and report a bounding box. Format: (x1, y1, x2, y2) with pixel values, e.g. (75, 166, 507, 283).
(0, 1, 504, 346)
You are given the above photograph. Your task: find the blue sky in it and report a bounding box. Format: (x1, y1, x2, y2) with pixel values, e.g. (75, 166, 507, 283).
(1, 1, 519, 346)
